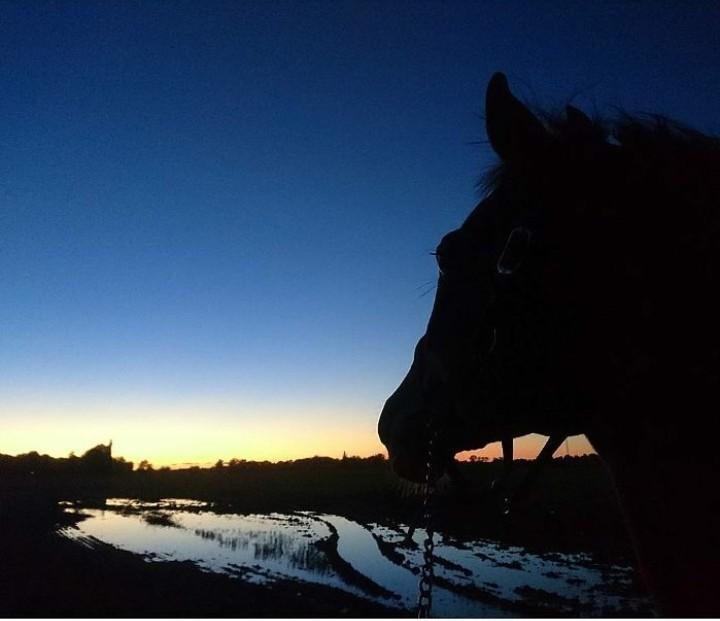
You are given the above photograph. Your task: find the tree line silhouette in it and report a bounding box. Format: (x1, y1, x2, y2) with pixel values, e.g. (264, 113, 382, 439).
(0, 443, 629, 559)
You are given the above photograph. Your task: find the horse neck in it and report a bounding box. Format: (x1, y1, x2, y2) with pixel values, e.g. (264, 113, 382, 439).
(586, 381, 720, 616)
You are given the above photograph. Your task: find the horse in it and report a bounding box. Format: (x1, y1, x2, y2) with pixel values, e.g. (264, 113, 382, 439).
(378, 72, 720, 616)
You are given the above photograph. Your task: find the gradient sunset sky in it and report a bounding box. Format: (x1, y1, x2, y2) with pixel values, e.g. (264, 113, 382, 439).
(3, 2, 719, 467)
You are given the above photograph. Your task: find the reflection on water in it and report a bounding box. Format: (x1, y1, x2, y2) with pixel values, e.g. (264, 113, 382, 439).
(193, 526, 330, 573)
(60, 499, 649, 616)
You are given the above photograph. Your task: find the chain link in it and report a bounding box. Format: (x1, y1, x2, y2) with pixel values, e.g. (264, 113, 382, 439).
(417, 425, 436, 618)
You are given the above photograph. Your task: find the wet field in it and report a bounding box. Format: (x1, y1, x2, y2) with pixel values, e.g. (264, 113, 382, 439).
(59, 498, 651, 617)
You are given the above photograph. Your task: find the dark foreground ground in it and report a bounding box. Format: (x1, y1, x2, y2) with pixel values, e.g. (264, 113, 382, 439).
(0, 455, 648, 617)
(0, 515, 403, 618)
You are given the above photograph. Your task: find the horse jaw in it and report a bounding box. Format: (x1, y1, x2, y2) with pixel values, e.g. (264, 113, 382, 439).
(378, 373, 466, 483)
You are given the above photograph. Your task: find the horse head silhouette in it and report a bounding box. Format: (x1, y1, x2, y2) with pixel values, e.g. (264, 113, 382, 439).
(379, 72, 720, 615)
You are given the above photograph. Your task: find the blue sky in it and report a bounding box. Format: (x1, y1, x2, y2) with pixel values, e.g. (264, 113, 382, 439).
(2, 1, 719, 464)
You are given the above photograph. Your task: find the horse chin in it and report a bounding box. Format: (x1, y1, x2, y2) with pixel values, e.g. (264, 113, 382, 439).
(389, 448, 455, 484)
(389, 455, 425, 484)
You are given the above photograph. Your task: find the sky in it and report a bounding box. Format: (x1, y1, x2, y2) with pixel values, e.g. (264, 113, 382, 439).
(2, 1, 719, 467)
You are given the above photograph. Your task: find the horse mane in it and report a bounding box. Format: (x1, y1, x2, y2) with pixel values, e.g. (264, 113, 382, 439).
(481, 108, 720, 204)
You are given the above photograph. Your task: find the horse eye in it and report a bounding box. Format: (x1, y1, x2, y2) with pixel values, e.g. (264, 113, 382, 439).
(497, 227, 532, 275)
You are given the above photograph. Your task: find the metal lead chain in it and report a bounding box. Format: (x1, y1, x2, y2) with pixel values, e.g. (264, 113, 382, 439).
(417, 425, 436, 618)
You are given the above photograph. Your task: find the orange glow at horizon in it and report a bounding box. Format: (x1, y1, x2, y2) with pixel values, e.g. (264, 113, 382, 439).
(0, 422, 385, 468)
(0, 402, 383, 467)
(2, 411, 595, 468)
(1, 392, 595, 468)
(457, 434, 596, 462)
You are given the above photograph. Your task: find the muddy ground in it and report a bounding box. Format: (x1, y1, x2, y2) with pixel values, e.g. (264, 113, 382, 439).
(0, 514, 404, 618)
(0, 456, 649, 617)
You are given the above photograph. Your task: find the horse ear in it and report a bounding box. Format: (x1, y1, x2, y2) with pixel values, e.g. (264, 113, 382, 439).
(486, 72, 547, 161)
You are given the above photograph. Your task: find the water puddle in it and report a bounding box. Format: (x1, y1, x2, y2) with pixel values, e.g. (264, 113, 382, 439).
(59, 499, 649, 616)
